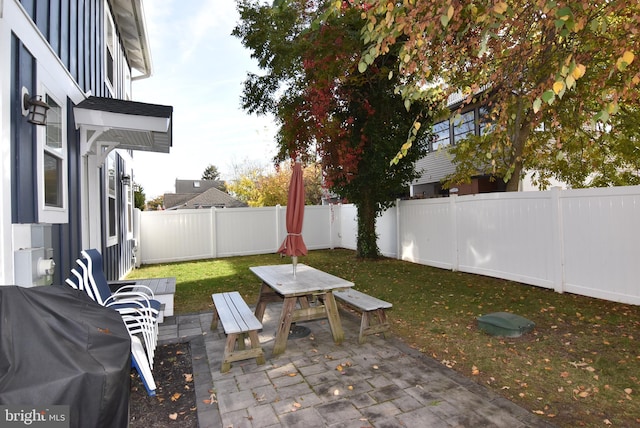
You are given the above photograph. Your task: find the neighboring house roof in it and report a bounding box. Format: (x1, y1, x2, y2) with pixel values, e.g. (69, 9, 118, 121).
(164, 187, 247, 210)
(175, 179, 225, 194)
(110, 0, 153, 79)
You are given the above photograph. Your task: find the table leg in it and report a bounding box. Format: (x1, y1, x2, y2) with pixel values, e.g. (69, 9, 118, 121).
(254, 282, 271, 322)
(273, 296, 297, 356)
(323, 291, 344, 344)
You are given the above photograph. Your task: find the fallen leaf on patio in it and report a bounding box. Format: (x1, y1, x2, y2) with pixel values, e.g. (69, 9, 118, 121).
(168, 413, 178, 420)
(336, 364, 344, 371)
(288, 372, 297, 377)
(348, 385, 354, 390)
(293, 402, 301, 408)
(372, 365, 379, 370)
(171, 392, 182, 401)
(333, 389, 340, 396)
(184, 373, 193, 382)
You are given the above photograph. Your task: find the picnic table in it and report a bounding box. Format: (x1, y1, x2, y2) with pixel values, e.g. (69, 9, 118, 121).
(250, 264, 354, 356)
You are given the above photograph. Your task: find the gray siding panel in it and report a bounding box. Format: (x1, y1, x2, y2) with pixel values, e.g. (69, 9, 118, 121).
(413, 150, 457, 185)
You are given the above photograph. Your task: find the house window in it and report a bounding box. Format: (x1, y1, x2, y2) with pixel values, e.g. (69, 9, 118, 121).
(478, 107, 492, 135)
(38, 91, 67, 223)
(106, 152, 117, 246)
(428, 106, 494, 152)
(105, 5, 115, 89)
(432, 120, 451, 151)
(44, 95, 63, 207)
(453, 110, 475, 144)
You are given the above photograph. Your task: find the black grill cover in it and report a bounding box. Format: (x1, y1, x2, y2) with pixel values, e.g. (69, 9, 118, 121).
(0, 285, 131, 428)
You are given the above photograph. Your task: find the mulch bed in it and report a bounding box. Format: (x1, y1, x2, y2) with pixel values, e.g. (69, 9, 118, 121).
(129, 342, 198, 427)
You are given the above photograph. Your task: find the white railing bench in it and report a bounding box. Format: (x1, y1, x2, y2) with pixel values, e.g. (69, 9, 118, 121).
(333, 289, 392, 344)
(210, 292, 265, 373)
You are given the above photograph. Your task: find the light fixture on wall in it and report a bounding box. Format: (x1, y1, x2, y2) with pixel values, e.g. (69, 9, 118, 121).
(121, 174, 132, 187)
(23, 93, 50, 126)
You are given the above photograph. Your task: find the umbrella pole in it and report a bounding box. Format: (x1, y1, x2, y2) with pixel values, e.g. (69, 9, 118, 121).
(292, 256, 298, 278)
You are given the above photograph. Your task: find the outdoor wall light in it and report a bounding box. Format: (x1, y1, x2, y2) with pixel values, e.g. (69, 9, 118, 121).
(23, 94, 50, 126)
(121, 174, 132, 187)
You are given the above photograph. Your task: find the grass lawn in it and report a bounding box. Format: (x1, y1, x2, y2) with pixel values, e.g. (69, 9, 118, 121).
(127, 249, 640, 428)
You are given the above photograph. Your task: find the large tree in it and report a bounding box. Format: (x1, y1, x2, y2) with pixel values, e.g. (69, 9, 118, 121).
(235, 0, 435, 258)
(349, 0, 640, 190)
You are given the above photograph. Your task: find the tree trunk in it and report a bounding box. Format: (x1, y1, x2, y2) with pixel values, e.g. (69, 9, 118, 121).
(505, 100, 532, 192)
(355, 197, 380, 259)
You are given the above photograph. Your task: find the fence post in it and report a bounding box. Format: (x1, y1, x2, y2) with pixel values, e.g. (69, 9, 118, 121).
(395, 199, 401, 260)
(450, 195, 459, 271)
(275, 205, 281, 251)
(210, 208, 217, 259)
(550, 187, 565, 294)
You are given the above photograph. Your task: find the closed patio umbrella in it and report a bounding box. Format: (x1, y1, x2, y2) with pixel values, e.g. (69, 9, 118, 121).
(278, 158, 307, 277)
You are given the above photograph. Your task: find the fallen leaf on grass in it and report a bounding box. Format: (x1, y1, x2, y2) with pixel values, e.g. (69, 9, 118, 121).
(625, 388, 633, 395)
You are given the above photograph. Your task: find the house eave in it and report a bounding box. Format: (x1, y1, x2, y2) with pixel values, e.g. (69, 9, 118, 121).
(110, 0, 152, 79)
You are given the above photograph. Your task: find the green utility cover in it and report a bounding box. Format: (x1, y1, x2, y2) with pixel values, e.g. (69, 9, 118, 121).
(477, 312, 535, 337)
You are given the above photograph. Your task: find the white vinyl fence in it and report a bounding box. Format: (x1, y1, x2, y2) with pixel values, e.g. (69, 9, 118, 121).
(137, 185, 640, 305)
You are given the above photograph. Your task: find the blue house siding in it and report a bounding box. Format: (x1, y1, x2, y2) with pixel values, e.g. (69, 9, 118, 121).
(52, 101, 84, 285)
(10, 34, 38, 224)
(3, 0, 170, 286)
(21, 0, 105, 97)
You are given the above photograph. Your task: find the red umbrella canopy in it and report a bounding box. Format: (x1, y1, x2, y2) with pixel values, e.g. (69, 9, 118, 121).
(278, 159, 308, 257)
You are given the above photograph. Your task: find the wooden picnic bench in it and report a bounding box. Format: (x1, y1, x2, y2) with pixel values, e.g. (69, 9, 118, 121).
(333, 289, 392, 344)
(210, 292, 265, 373)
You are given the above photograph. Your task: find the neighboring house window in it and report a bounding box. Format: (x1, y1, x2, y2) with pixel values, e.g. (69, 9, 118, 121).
(105, 5, 115, 91)
(432, 120, 451, 151)
(38, 91, 67, 223)
(428, 106, 492, 152)
(106, 152, 117, 246)
(452, 110, 475, 144)
(478, 107, 492, 135)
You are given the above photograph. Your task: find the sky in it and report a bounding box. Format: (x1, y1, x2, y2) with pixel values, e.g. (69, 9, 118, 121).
(132, 0, 278, 199)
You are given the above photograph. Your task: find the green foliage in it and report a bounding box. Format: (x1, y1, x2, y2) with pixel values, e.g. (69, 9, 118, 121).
(235, 0, 436, 258)
(227, 160, 324, 206)
(201, 164, 221, 181)
(351, 1, 640, 190)
(146, 195, 164, 211)
(133, 183, 146, 210)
